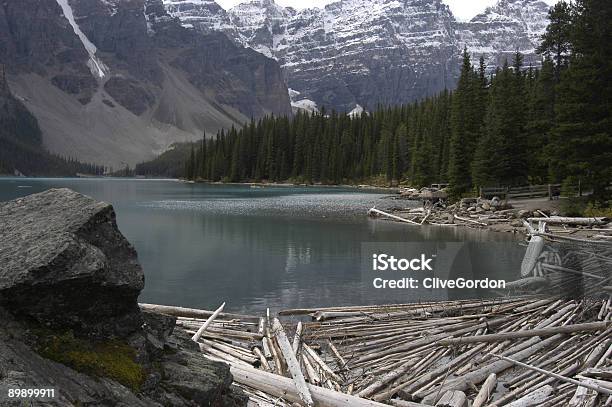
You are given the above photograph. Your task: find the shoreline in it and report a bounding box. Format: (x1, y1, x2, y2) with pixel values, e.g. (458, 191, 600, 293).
(373, 194, 611, 240)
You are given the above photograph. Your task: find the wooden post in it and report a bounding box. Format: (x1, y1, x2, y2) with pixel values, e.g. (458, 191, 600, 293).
(548, 183, 552, 200)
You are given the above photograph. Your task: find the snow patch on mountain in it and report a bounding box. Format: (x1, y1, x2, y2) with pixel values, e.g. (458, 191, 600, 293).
(288, 88, 318, 114)
(291, 99, 318, 114)
(55, 0, 109, 78)
(162, 0, 551, 110)
(456, 0, 550, 69)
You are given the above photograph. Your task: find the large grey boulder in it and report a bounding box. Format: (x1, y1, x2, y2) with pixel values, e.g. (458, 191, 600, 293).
(0, 188, 144, 337)
(0, 188, 247, 406)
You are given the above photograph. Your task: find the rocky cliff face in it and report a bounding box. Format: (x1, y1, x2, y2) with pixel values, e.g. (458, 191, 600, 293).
(0, 189, 247, 406)
(456, 0, 551, 70)
(163, 0, 550, 112)
(0, 0, 290, 168)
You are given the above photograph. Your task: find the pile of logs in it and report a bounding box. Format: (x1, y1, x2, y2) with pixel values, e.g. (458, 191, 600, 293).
(369, 203, 612, 240)
(142, 295, 612, 406)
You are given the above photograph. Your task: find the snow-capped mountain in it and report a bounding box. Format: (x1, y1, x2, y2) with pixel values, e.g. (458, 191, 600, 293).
(456, 0, 551, 68)
(0, 0, 290, 168)
(163, 0, 551, 111)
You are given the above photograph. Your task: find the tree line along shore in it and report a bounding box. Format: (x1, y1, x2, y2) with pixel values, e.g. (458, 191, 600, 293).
(136, 0, 610, 213)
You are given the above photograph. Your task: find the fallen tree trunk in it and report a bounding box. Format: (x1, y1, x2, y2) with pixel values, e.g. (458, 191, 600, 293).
(218, 357, 396, 407)
(368, 208, 420, 225)
(472, 373, 496, 407)
(527, 217, 609, 226)
(139, 303, 257, 321)
(272, 318, 314, 407)
(437, 322, 610, 346)
(422, 335, 564, 404)
(192, 302, 225, 342)
(490, 353, 612, 396)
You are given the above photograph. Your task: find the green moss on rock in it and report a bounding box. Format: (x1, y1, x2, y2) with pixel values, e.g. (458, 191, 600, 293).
(37, 331, 144, 392)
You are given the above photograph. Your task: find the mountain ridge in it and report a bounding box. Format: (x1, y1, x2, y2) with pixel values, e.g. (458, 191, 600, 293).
(0, 0, 291, 168)
(163, 0, 551, 112)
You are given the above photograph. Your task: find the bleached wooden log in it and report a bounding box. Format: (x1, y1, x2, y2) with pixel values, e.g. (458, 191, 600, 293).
(328, 340, 347, 371)
(437, 321, 610, 345)
(199, 339, 257, 364)
(435, 390, 467, 407)
(303, 343, 342, 382)
(302, 353, 321, 385)
(380, 344, 488, 401)
(261, 336, 273, 359)
(192, 302, 225, 342)
(453, 214, 487, 226)
(595, 343, 612, 368)
(219, 358, 394, 407)
(269, 336, 285, 376)
(271, 318, 314, 407)
(389, 400, 430, 407)
(292, 321, 303, 355)
(533, 231, 612, 245)
(368, 207, 420, 225)
(139, 302, 257, 321)
(580, 368, 612, 380)
(422, 335, 563, 404)
(527, 217, 609, 226)
(421, 209, 432, 225)
(357, 361, 413, 398)
(568, 379, 599, 407)
(199, 342, 252, 367)
(489, 353, 612, 396)
(505, 385, 553, 407)
(521, 222, 545, 277)
(389, 400, 434, 407)
(253, 346, 271, 371)
(472, 373, 496, 407)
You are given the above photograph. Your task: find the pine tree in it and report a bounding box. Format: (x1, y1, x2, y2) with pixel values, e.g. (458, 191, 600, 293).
(537, 1, 572, 82)
(448, 48, 482, 197)
(550, 0, 612, 199)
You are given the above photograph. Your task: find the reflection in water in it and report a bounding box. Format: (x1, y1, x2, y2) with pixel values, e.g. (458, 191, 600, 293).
(0, 178, 523, 314)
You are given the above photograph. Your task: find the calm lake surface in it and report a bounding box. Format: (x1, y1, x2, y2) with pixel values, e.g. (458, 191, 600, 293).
(0, 178, 525, 315)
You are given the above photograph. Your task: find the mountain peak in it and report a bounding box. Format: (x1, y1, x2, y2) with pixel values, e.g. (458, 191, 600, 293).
(162, 0, 550, 111)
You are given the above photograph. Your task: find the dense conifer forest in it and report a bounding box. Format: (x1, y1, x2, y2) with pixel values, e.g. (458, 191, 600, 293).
(139, 0, 607, 202)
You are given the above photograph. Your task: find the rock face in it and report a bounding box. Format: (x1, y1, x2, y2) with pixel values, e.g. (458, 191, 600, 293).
(0, 0, 291, 168)
(163, 0, 551, 112)
(456, 0, 551, 70)
(0, 188, 144, 337)
(0, 189, 247, 406)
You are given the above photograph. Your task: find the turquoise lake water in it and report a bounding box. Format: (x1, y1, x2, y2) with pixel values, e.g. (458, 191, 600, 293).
(0, 178, 524, 314)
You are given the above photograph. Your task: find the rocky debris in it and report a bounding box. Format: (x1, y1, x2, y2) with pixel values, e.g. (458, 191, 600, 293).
(103, 77, 155, 116)
(0, 307, 247, 407)
(0, 189, 247, 406)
